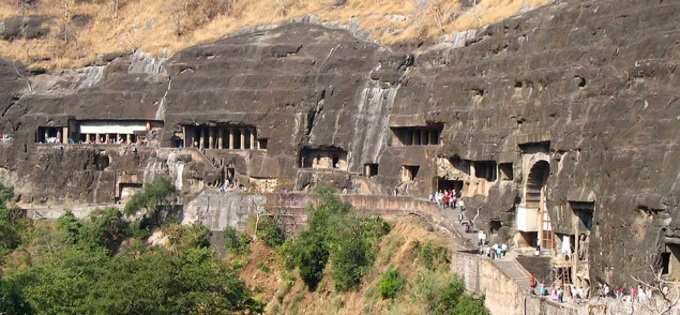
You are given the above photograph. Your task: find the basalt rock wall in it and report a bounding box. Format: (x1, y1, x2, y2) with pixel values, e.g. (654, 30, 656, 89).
(0, 0, 679, 286)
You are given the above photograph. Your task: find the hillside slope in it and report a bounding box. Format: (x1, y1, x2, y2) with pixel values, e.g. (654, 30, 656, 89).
(238, 217, 469, 315)
(0, 0, 549, 69)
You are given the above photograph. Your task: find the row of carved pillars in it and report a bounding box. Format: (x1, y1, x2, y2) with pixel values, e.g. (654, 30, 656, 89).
(183, 126, 257, 150)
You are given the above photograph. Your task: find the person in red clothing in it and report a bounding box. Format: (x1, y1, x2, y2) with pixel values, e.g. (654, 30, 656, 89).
(529, 273, 537, 295)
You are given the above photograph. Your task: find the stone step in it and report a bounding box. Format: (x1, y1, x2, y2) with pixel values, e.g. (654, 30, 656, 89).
(494, 260, 532, 292)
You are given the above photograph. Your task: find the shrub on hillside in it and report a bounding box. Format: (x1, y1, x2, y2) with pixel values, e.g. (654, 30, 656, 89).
(165, 223, 211, 252)
(331, 226, 372, 291)
(0, 183, 25, 260)
(256, 214, 285, 247)
(377, 267, 405, 299)
(224, 227, 251, 255)
(431, 275, 465, 315)
(452, 295, 490, 315)
(281, 229, 328, 290)
(331, 217, 389, 291)
(415, 240, 450, 270)
(56, 211, 82, 244)
(124, 177, 176, 228)
(79, 208, 131, 253)
(281, 187, 390, 292)
(3, 246, 262, 314)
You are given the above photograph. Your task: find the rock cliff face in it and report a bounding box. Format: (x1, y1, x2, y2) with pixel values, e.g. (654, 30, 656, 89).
(0, 0, 679, 285)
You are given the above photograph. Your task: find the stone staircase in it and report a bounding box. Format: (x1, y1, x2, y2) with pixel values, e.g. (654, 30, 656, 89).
(494, 254, 533, 293)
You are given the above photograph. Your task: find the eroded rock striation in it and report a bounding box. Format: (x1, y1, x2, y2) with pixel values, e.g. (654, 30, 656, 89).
(0, 0, 679, 286)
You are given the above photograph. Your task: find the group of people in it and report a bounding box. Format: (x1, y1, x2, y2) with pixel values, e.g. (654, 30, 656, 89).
(530, 278, 661, 305)
(479, 242, 508, 260)
(430, 189, 459, 208)
(531, 281, 567, 303)
(598, 283, 657, 304)
(477, 231, 508, 259)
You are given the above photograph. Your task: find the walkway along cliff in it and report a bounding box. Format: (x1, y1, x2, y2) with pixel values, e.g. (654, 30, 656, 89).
(0, 0, 679, 295)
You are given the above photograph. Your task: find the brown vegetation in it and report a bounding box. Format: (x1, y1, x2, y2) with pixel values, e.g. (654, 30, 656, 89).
(0, 0, 550, 70)
(236, 216, 460, 314)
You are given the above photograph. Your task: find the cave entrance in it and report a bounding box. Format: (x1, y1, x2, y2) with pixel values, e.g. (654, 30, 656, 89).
(518, 231, 537, 248)
(226, 167, 235, 184)
(36, 126, 65, 144)
(473, 161, 497, 182)
(436, 178, 463, 194)
(364, 163, 379, 177)
(489, 219, 502, 235)
(663, 243, 680, 281)
(118, 183, 142, 202)
(499, 163, 513, 181)
(401, 165, 419, 182)
(525, 160, 554, 253)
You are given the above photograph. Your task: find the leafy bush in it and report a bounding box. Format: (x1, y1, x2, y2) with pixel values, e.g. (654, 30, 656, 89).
(431, 275, 465, 315)
(282, 229, 329, 290)
(256, 215, 285, 247)
(415, 240, 450, 270)
(331, 225, 372, 291)
(224, 227, 251, 255)
(0, 183, 25, 260)
(3, 246, 262, 314)
(164, 223, 211, 252)
(79, 208, 130, 253)
(0, 183, 14, 207)
(124, 177, 176, 228)
(56, 211, 82, 244)
(452, 295, 490, 315)
(281, 187, 390, 292)
(377, 267, 405, 299)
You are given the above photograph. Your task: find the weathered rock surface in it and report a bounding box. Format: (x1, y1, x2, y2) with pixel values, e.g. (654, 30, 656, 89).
(0, 15, 51, 41)
(0, 0, 679, 286)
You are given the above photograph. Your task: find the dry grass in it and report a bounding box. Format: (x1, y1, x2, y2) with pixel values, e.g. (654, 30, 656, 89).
(238, 216, 457, 315)
(0, 0, 550, 69)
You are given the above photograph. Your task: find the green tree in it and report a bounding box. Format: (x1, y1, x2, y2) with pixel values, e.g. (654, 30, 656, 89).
(377, 267, 405, 299)
(431, 276, 465, 315)
(3, 241, 262, 314)
(281, 187, 389, 292)
(124, 177, 176, 216)
(56, 211, 82, 244)
(164, 223, 211, 252)
(330, 224, 372, 291)
(79, 208, 130, 253)
(224, 227, 251, 255)
(452, 295, 489, 315)
(0, 183, 24, 261)
(256, 215, 285, 247)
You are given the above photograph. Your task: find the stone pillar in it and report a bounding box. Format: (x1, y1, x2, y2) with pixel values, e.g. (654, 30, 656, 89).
(199, 127, 205, 149)
(94, 133, 99, 144)
(217, 128, 223, 149)
(421, 129, 428, 145)
(410, 130, 417, 145)
(208, 127, 214, 149)
(250, 128, 256, 150)
(62, 127, 68, 144)
(182, 126, 187, 148)
(125, 134, 130, 144)
(43, 129, 49, 143)
(188, 128, 195, 147)
(228, 128, 234, 150)
(239, 128, 245, 150)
